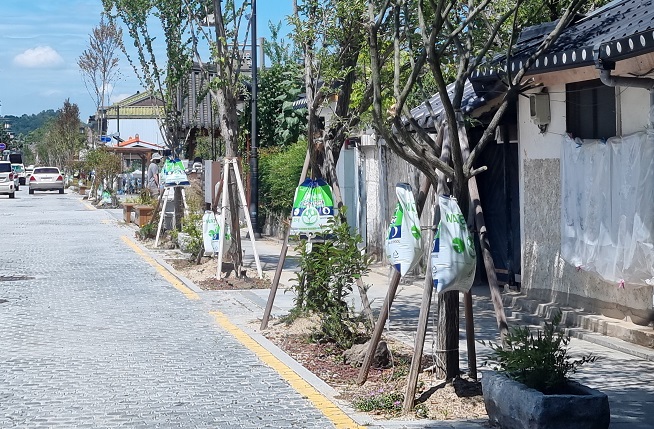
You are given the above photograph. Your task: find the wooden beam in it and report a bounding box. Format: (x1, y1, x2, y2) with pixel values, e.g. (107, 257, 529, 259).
(260, 149, 311, 330)
(402, 224, 435, 414)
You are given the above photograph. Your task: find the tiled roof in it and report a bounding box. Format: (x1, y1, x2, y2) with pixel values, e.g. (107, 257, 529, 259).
(104, 91, 165, 119)
(408, 80, 506, 130)
(116, 135, 163, 150)
(473, 0, 654, 78)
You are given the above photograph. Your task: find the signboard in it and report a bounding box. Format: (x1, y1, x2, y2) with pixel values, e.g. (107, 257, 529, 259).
(0, 143, 6, 150)
(100, 135, 111, 143)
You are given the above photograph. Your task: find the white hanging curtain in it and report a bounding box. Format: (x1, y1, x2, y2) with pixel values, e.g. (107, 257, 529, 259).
(561, 130, 654, 286)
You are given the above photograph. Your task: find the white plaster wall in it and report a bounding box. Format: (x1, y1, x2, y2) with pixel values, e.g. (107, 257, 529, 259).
(336, 146, 360, 233)
(359, 144, 385, 258)
(106, 118, 166, 146)
(518, 85, 568, 160)
(620, 87, 651, 134)
(518, 82, 653, 322)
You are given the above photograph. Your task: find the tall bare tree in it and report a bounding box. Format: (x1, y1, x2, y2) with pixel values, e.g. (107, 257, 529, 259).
(78, 15, 122, 136)
(366, 0, 586, 382)
(103, 0, 198, 234)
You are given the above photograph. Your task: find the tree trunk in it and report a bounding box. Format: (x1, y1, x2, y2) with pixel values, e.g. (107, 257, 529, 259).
(433, 119, 460, 381)
(174, 186, 183, 230)
(434, 292, 460, 380)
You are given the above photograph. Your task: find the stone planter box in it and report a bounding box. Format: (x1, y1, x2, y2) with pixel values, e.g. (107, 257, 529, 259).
(134, 205, 154, 228)
(122, 202, 137, 223)
(79, 185, 88, 196)
(482, 371, 609, 429)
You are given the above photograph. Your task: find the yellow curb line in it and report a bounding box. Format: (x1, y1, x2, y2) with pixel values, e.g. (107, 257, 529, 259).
(120, 235, 200, 301)
(83, 202, 96, 210)
(121, 233, 361, 427)
(210, 311, 365, 429)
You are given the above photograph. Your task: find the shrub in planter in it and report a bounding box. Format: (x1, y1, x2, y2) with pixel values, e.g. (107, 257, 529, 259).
(480, 312, 609, 429)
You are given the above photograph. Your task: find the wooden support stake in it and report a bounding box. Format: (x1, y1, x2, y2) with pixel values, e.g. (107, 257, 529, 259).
(464, 291, 477, 380)
(356, 175, 432, 386)
(457, 110, 508, 341)
(260, 149, 311, 330)
(468, 178, 509, 339)
(402, 227, 435, 414)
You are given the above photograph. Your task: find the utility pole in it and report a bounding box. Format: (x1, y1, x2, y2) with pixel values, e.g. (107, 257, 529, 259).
(249, 0, 260, 236)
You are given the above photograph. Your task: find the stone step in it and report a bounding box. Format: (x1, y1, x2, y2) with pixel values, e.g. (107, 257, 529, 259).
(488, 291, 654, 360)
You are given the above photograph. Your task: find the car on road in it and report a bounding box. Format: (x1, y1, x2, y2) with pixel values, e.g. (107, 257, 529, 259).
(0, 161, 16, 198)
(29, 166, 65, 194)
(11, 163, 26, 186)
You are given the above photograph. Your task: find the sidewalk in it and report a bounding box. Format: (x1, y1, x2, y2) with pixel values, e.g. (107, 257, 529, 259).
(110, 206, 654, 429)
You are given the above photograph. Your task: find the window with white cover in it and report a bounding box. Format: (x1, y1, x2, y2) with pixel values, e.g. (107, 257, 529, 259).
(560, 132, 654, 286)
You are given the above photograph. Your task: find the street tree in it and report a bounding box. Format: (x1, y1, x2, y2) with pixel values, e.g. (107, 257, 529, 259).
(106, 0, 258, 273)
(365, 0, 588, 384)
(183, 0, 259, 272)
(103, 0, 197, 236)
(290, 0, 374, 207)
(77, 14, 123, 137)
(102, 0, 193, 155)
(242, 22, 307, 149)
(38, 100, 85, 170)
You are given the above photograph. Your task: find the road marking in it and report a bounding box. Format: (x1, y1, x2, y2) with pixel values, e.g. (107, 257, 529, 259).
(83, 202, 96, 210)
(120, 235, 200, 300)
(210, 311, 365, 429)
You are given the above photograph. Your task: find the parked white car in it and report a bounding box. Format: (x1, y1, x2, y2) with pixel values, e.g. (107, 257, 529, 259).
(0, 161, 16, 198)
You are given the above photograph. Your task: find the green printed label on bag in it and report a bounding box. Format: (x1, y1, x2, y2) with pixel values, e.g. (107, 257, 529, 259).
(385, 183, 423, 276)
(162, 158, 190, 187)
(290, 178, 335, 234)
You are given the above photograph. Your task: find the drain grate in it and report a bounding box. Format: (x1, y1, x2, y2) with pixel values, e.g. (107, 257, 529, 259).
(0, 275, 35, 282)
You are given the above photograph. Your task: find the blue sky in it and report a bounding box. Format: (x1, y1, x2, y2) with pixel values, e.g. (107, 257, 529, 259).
(0, 0, 294, 122)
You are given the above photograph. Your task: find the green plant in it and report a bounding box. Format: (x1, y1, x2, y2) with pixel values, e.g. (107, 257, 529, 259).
(137, 190, 155, 206)
(481, 311, 597, 394)
(291, 206, 373, 349)
(259, 140, 307, 218)
(414, 403, 429, 419)
(138, 223, 156, 240)
(181, 212, 203, 258)
(352, 389, 404, 416)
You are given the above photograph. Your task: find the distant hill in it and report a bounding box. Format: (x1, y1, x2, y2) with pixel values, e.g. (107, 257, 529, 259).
(2, 110, 59, 137)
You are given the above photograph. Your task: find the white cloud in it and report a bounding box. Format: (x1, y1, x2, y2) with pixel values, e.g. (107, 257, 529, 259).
(13, 46, 65, 68)
(42, 89, 63, 97)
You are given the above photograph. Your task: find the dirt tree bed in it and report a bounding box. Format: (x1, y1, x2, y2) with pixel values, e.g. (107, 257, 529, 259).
(260, 317, 488, 423)
(165, 257, 270, 290)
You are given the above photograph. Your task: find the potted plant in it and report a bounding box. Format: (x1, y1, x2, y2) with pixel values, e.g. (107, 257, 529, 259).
(481, 312, 609, 429)
(133, 191, 156, 228)
(121, 197, 138, 224)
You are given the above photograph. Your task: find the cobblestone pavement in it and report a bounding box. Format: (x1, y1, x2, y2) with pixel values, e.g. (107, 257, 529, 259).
(0, 192, 334, 428)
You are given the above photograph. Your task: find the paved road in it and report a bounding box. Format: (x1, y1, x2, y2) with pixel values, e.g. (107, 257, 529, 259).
(0, 191, 334, 428)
